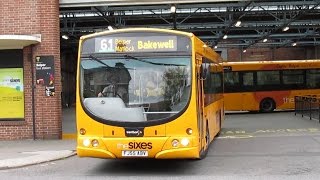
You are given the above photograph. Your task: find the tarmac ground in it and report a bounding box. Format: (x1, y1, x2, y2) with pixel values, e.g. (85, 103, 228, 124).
(1, 108, 319, 170)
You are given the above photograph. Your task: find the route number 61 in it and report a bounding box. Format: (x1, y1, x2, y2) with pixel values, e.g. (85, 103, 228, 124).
(100, 39, 114, 52)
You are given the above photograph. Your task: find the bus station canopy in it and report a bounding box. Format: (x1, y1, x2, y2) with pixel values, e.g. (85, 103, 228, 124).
(59, 0, 243, 7)
(0, 34, 41, 50)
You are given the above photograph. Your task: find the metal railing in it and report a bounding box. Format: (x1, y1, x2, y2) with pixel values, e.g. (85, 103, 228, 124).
(294, 95, 320, 123)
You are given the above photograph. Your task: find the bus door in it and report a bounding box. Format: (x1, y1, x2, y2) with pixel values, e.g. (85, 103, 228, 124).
(196, 54, 205, 151)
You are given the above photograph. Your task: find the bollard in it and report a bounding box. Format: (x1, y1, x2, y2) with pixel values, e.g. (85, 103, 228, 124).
(319, 102, 320, 123)
(302, 97, 304, 116)
(294, 96, 297, 116)
(309, 97, 312, 120)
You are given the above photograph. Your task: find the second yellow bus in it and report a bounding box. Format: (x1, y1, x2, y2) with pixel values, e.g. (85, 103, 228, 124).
(223, 60, 320, 112)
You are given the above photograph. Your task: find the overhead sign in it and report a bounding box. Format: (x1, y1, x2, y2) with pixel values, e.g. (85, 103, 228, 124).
(35, 56, 55, 86)
(94, 36, 177, 53)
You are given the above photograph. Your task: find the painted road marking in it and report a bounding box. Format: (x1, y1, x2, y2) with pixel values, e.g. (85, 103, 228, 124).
(217, 128, 320, 138)
(62, 133, 77, 139)
(217, 135, 253, 139)
(220, 128, 320, 135)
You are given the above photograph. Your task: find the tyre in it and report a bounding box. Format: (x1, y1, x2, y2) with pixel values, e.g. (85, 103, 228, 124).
(259, 98, 275, 112)
(215, 111, 222, 137)
(199, 126, 210, 160)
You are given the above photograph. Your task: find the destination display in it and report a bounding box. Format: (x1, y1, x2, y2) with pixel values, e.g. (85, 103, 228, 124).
(94, 36, 178, 53)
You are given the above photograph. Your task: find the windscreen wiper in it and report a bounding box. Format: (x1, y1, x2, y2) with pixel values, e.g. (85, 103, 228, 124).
(124, 54, 185, 67)
(87, 54, 111, 68)
(87, 54, 135, 70)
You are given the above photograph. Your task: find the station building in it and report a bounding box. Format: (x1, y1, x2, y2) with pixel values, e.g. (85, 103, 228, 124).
(0, 1, 61, 139)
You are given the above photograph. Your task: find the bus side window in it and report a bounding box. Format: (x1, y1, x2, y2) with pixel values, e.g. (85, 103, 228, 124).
(243, 72, 254, 86)
(224, 71, 240, 92)
(212, 73, 223, 93)
(202, 62, 211, 94)
(224, 72, 239, 85)
(257, 70, 280, 85)
(307, 69, 320, 88)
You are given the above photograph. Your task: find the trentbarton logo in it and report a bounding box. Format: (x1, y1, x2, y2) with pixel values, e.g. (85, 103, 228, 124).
(124, 127, 144, 137)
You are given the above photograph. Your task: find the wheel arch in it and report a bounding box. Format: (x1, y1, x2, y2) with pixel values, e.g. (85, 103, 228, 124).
(259, 97, 276, 112)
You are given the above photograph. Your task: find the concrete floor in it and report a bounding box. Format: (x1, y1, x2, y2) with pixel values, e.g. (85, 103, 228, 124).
(62, 107, 76, 138)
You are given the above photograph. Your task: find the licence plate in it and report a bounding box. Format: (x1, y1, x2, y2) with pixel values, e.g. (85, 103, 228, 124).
(122, 150, 148, 157)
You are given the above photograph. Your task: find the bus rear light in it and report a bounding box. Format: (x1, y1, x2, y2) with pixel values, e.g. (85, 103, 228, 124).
(83, 138, 91, 147)
(186, 128, 193, 135)
(92, 139, 99, 147)
(181, 138, 190, 146)
(79, 128, 86, 135)
(171, 139, 179, 147)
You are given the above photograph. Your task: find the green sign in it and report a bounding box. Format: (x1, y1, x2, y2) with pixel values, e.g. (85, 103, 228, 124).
(0, 68, 24, 119)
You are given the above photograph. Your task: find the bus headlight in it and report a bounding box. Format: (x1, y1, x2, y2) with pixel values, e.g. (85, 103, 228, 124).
(181, 138, 190, 146)
(83, 138, 91, 147)
(91, 139, 99, 147)
(171, 139, 179, 147)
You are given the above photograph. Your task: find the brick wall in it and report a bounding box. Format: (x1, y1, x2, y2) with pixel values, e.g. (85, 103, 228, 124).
(0, 0, 61, 140)
(227, 47, 317, 61)
(274, 47, 306, 60)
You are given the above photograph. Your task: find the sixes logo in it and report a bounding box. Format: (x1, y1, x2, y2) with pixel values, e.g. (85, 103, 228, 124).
(117, 142, 153, 149)
(129, 142, 152, 149)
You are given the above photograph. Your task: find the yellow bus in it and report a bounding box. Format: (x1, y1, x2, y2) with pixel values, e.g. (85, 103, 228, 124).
(223, 60, 320, 112)
(76, 28, 224, 159)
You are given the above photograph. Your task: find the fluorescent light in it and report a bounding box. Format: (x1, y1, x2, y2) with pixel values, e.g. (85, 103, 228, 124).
(283, 26, 289, 31)
(107, 26, 114, 31)
(223, 35, 228, 39)
(170, 5, 176, 13)
(62, 35, 69, 40)
(235, 20, 241, 27)
(292, 42, 297, 46)
(263, 38, 268, 42)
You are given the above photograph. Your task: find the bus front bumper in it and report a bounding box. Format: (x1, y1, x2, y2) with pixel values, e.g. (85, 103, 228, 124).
(155, 147, 199, 159)
(77, 146, 199, 159)
(77, 146, 116, 159)
(77, 136, 199, 159)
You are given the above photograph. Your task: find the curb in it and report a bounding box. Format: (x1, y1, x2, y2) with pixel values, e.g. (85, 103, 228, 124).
(0, 150, 76, 170)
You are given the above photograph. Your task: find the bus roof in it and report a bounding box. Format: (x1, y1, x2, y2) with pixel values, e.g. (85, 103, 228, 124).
(222, 59, 320, 71)
(80, 28, 194, 40)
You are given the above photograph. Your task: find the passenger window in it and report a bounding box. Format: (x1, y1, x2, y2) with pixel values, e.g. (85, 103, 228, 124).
(307, 69, 320, 88)
(243, 72, 254, 86)
(224, 72, 240, 86)
(282, 70, 304, 85)
(257, 71, 280, 85)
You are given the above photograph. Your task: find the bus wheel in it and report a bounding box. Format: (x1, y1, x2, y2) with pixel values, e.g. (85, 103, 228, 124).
(260, 98, 275, 112)
(205, 127, 210, 148)
(199, 127, 210, 160)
